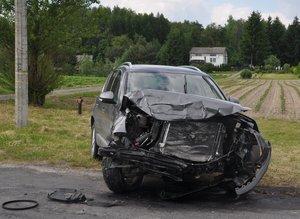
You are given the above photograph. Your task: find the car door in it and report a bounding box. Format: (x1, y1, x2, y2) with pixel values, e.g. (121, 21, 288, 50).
(94, 70, 122, 146)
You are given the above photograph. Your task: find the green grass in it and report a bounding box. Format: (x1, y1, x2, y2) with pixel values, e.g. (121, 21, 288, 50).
(258, 73, 298, 80)
(60, 75, 106, 88)
(0, 75, 107, 95)
(0, 86, 13, 95)
(255, 81, 273, 112)
(0, 92, 99, 168)
(279, 83, 286, 113)
(210, 73, 230, 80)
(255, 118, 300, 187)
(0, 94, 300, 187)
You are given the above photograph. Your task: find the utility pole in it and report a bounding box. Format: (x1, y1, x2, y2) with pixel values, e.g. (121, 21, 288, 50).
(15, 0, 28, 128)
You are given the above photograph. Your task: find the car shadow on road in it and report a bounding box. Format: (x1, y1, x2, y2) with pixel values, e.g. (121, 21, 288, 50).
(93, 175, 300, 212)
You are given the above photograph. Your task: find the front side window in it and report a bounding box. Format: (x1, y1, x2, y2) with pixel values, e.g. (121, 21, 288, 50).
(110, 72, 121, 101)
(103, 71, 115, 92)
(127, 72, 224, 100)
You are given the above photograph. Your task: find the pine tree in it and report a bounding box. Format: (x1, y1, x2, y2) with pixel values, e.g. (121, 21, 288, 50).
(241, 11, 270, 66)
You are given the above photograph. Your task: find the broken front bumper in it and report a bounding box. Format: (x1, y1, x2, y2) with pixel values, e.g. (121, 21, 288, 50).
(99, 135, 271, 196)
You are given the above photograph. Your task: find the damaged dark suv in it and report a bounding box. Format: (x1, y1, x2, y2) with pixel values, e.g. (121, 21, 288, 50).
(91, 63, 271, 197)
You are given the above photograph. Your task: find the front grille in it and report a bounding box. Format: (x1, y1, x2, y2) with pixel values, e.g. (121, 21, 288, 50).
(162, 121, 226, 162)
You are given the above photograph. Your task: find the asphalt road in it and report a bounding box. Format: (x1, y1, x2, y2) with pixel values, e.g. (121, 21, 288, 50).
(0, 165, 299, 219)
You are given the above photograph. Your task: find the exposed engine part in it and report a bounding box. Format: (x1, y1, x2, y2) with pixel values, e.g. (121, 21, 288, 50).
(136, 114, 148, 128)
(158, 123, 170, 153)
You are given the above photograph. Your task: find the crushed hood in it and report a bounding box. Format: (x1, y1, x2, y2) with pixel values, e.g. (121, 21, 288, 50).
(122, 89, 250, 121)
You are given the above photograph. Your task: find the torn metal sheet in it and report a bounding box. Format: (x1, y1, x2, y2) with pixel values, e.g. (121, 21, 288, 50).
(122, 89, 250, 121)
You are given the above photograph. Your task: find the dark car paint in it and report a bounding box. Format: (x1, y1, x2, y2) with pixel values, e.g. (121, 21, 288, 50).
(92, 65, 220, 147)
(91, 64, 271, 196)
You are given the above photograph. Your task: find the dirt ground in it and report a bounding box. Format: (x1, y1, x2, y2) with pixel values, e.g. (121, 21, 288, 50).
(241, 80, 272, 117)
(283, 82, 300, 120)
(221, 79, 300, 120)
(257, 80, 282, 119)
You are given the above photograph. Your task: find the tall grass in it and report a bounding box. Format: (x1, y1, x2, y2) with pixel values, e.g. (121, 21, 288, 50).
(0, 92, 99, 168)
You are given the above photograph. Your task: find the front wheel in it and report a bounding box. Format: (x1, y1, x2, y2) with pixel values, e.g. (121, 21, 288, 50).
(102, 157, 143, 193)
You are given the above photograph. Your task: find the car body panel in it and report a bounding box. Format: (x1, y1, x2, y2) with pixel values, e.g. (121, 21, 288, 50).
(91, 64, 271, 196)
(122, 89, 250, 121)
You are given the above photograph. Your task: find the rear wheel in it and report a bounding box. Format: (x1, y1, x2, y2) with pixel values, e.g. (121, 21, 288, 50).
(102, 157, 143, 193)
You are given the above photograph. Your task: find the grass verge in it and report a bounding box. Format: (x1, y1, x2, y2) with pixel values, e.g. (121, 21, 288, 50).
(255, 81, 273, 112)
(255, 117, 300, 187)
(0, 93, 299, 187)
(258, 73, 298, 80)
(0, 92, 99, 168)
(60, 75, 106, 88)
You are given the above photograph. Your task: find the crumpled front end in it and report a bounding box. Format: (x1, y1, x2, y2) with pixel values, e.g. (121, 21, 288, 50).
(99, 90, 271, 196)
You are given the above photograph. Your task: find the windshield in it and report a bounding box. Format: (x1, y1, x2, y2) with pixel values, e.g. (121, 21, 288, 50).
(127, 72, 224, 100)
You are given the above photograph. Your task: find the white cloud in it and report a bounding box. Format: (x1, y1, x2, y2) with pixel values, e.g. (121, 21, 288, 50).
(261, 12, 292, 26)
(97, 0, 297, 27)
(210, 3, 251, 25)
(99, 0, 210, 24)
(277, 0, 300, 17)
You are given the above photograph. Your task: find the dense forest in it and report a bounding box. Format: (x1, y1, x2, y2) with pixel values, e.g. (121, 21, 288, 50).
(1, 0, 300, 104)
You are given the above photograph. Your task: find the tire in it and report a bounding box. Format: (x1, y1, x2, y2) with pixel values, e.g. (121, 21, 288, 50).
(91, 124, 101, 160)
(102, 157, 143, 193)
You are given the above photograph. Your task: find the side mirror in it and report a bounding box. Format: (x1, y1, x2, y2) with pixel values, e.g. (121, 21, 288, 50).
(99, 91, 116, 104)
(228, 96, 240, 104)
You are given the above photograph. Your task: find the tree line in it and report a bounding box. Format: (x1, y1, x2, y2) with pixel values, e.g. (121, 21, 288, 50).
(1, 0, 300, 105)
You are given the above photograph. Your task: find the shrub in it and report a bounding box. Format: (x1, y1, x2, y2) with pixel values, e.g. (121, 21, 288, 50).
(192, 63, 215, 73)
(291, 63, 300, 74)
(283, 63, 291, 73)
(264, 55, 280, 70)
(264, 64, 273, 73)
(240, 69, 253, 79)
(79, 56, 94, 75)
(254, 66, 261, 73)
(215, 64, 231, 72)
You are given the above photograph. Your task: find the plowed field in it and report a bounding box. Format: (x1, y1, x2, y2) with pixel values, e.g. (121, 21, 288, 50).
(218, 77, 300, 120)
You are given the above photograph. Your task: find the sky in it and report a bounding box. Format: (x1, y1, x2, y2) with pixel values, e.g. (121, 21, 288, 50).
(98, 0, 299, 26)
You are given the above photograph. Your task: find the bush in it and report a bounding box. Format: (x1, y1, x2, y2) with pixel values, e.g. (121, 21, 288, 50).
(264, 55, 280, 70)
(78, 56, 94, 75)
(264, 64, 273, 73)
(214, 64, 231, 72)
(291, 63, 300, 74)
(240, 69, 253, 79)
(283, 63, 291, 73)
(192, 63, 215, 73)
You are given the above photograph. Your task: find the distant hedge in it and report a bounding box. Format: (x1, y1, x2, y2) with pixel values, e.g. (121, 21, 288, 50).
(240, 69, 252, 79)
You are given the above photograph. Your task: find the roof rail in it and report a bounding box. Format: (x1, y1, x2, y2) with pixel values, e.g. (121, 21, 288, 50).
(120, 62, 132, 68)
(179, 65, 202, 72)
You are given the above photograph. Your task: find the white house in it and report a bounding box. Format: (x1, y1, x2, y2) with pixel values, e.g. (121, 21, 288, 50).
(189, 47, 228, 66)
